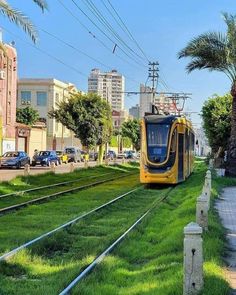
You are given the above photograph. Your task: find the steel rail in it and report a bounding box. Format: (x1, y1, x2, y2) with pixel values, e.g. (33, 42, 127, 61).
(59, 189, 172, 295)
(0, 188, 140, 261)
(0, 172, 113, 199)
(0, 173, 137, 215)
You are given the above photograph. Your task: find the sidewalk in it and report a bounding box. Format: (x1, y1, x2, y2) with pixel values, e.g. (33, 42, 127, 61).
(215, 187, 236, 294)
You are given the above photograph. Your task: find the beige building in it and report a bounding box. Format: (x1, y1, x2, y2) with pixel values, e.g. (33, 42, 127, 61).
(17, 78, 81, 150)
(112, 109, 131, 131)
(88, 68, 125, 111)
(139, 84, 176, 118)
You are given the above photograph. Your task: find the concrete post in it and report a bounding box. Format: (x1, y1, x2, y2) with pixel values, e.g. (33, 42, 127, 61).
(122, 157, 125, 164)
(209, 159, 214, 170)
(24, 164, 30, 176)
(70, 162, 75, 173)
(205, 170, 211, 189)
(183, 222, 203, 295)
(105, 158, 109, 166)
(202, 183, 210, 210)
(84, 160, 88, 169)
(196, 194, 208, 230)
(50, 162, 56, 173)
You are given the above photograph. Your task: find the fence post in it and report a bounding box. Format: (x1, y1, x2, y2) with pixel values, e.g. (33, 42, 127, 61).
(70, 162, 75, 173)
(122, 157, 125, 164)
(50, 162, 56, 173)
(205, 170, 211, 189)
(105, 158, 109, 166)
(183, 222, 203, 295)
(84, 160, 88, 169)
(196, 194, 208, 231)
(202, 183, 210, 210)
(24, 164, 30, 176)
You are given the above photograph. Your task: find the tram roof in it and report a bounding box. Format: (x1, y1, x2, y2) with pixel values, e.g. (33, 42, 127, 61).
(144, 115, 178, 124)
(144, 115, 193, 127)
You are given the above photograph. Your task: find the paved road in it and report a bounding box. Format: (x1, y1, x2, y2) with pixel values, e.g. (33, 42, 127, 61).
(0, 160, 123, 182)
(215, 187, 236, 294)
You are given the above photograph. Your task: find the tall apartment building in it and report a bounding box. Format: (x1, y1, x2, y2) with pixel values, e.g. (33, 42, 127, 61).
(129, 104, 140, 119)
(139, 84, 176, 118)
(0, 41, 17, 154)
(17, 78, 81, 150)
(88, 68, 125, 111)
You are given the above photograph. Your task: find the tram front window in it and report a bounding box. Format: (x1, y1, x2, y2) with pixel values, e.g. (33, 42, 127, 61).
(147, 124, 170, 163)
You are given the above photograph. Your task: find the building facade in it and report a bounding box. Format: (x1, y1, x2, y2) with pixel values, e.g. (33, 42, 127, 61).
(129, 104, 140, 119)
(139, 84, 176, 118)
(112, 109, 130, 131)
(17, 78, 81, 150)
(0, 42, 17, 154)
(88, 68, 125, 111)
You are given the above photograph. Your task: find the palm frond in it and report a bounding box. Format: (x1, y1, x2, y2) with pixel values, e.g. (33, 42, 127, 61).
(0, 1, 38, 43)
(178, 32, 231, 75)
(32, 0, 48, 12)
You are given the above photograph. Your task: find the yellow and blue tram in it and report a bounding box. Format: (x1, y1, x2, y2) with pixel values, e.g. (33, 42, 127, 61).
(140, 115, 195, 184)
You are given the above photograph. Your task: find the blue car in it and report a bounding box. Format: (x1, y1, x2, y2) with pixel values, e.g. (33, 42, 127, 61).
(32, 150, 59, 167)
(0, 151, 30, 169)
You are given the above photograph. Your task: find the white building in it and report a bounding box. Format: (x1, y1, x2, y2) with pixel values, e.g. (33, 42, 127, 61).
(88, 68, 125, 111)
(139, 84, 176, 118)
(194, 127, 211, 157)
(17, 78, 81, 150)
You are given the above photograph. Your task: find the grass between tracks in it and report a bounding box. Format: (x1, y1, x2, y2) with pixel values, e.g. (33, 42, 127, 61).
(71, 160, 230, 295)
(0, 166, 169, 294)
(0, 161, 230, 295)
(0, 164, 139, 255)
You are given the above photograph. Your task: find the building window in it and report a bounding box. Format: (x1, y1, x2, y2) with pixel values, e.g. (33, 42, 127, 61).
(37, 91, 47, 106)
(21, 91, 31, 105)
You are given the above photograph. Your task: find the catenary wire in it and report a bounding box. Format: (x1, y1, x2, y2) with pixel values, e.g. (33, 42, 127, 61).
(57, 0, 146, 71)
(70, 0, 147, 68)
(81, 0, 146, 63)
(105, 0, 150, 62)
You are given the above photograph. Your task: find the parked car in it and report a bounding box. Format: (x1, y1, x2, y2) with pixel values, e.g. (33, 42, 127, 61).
(56, 151, 68, 164)
(64, 147, 81, 163)
(0, 151, 30, 169)
(32, 150, 59, 167)
(107, 150, 116, 160)
(124, 150, 137, 159)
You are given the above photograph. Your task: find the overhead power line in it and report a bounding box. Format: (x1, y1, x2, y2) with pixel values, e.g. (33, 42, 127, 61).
(105, 0, 150, 62)
(57, 0, 145, 71)
(2, 26, 87, 78)
(81, 0, 146, 63)
(70, 0, 146, 68)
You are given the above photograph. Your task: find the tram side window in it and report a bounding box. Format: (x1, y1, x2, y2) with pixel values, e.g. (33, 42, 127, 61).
(170, 128, 177, 153)
(147, 124, 170, 163)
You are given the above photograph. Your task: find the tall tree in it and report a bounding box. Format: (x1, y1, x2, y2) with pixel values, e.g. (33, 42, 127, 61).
(201, 94, 232, 153)
(49, 92, 113, 163)
(178, 13, 236, 175)
(16, 106, 40, 126)
(0, 0, 48, 43)
(121, 119, 140, 151)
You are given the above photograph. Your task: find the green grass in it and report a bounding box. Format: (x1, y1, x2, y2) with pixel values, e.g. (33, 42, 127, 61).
(0, 161, 231, 295)
(0, 177, 169, 294)
(70, 161, 230, 295)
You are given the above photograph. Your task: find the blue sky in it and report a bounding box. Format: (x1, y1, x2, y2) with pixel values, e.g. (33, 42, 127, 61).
(2, 0, 236, 124)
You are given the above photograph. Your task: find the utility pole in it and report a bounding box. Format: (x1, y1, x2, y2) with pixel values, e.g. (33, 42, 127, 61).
(148, 61, 159, 113)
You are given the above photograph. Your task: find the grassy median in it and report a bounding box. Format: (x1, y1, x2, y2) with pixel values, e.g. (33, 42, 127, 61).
(72, 160, 230, 295)
(0, 161, 230, 295)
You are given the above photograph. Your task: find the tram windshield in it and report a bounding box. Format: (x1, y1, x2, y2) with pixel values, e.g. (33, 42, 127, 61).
(147, 124, 170, 163)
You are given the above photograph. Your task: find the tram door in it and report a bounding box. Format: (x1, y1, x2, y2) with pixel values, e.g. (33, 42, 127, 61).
(178, 133, 184, 182)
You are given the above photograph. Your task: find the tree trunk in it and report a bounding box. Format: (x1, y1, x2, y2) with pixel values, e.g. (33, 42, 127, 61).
(98, 144, 105, 165)
(226, 84, 236, 176)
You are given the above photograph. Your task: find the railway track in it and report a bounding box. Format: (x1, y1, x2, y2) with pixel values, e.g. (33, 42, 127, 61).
(59, 187, 173, 295)
(0, 172, 137, 216)
(0, 187, 140, 261)
(0, 172, 112, 199)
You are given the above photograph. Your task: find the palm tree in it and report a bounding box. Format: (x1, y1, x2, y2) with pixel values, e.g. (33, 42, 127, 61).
(0, 0, 48, 43)
(178, 12, 236, 176)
